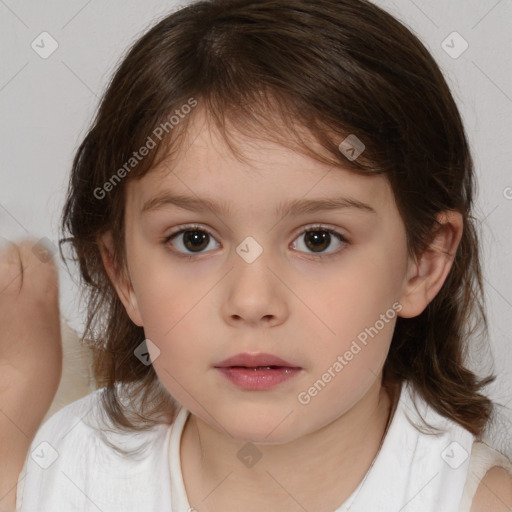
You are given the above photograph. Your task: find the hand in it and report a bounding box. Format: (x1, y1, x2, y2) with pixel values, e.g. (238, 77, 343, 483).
(0, 239, 63, 511)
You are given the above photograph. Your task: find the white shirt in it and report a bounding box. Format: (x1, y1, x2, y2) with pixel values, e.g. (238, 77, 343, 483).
(16, 381, 512, 511)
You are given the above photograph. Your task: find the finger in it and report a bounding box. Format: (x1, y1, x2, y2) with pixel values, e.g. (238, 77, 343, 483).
(0, 237, 23, 297)
(21, 246, 60, 311)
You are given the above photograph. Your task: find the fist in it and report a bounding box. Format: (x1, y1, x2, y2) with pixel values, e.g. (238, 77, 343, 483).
(0, 239, 62, 387)
(0, 238, 63, 511)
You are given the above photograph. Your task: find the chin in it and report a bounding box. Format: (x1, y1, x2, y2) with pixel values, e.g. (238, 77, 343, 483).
(219, 408, 305, 445)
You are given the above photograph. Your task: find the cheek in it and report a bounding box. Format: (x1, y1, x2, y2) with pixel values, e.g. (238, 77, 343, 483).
(321, 251, 402, 332)
(128, 242, 214, 332)
(144, 304, 209, 404)
(147, 310, 214, 406)
(306, 244, 404, 380)
(136, 282, 207, 353)
(130, 263, 215, 365)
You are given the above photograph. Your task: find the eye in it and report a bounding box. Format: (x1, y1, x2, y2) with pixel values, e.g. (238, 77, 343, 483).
(164, 224, 220, 257)
(163, 223, 348, 259)
(291, 225, 347, 257)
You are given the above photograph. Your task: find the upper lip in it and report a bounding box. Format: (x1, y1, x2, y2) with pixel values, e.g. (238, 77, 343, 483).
(214, 353, 300, 368)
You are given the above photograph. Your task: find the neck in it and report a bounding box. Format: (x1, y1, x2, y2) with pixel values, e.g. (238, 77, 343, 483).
(180, 379, 399, 512)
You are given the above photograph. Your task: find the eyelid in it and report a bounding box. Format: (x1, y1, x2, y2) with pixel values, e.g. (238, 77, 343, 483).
(293, 223, 348, 239)
(165, 222, 348, 240)
(166, 223, 217, 239)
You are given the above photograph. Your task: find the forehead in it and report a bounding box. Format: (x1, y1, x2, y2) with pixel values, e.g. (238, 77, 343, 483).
(125, 106, 396, 219)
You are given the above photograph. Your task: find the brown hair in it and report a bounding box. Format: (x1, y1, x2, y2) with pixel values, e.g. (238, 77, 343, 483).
(60, 0, 497, 438)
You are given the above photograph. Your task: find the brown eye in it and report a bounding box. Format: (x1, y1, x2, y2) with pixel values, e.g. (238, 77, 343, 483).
(165, 226, 220, 255)
(291, 227, 346, 256)
(304, 230, 331, 252)
(181, 230, 210, 252)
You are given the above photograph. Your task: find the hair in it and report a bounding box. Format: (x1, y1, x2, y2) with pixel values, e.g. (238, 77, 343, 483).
(60, 0, 498, 439)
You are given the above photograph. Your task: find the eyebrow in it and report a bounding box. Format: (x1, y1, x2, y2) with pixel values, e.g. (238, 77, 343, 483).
(141, 192, 377, 217)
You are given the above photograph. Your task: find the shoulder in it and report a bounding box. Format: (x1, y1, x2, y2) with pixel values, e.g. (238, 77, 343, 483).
(29, 387, 104, 443)
(468, 442, 512, 512)
(470, 466, 512, 512)
(16, 389, 105, 509)
(17, 389, 174, 510)
(23, 386, 171, 460)
(18, 388, 108, 482)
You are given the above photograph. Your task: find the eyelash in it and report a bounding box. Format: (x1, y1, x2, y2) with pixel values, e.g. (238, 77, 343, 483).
(162, 223, 348, 261)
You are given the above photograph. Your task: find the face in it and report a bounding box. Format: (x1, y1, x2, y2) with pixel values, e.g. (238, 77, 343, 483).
(112, 107, 416, 444)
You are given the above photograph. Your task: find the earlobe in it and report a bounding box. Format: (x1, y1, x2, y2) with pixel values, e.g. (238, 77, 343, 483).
(398, 210, 463, 319)
(97, 231, 144, 327)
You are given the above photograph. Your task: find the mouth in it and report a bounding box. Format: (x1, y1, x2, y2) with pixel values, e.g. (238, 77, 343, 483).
(214, 353, 302, 390)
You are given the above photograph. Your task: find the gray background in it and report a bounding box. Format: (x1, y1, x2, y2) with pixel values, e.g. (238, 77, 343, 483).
(1, 0, 511, 456)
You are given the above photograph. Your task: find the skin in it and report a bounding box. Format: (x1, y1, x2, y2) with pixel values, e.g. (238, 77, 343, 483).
(471, 465, 512, 512)
(0, 240, 62, 512)
(100, 106, 464, 512)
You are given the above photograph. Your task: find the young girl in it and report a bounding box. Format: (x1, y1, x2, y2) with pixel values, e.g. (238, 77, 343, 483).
(12, 0, 512, 510)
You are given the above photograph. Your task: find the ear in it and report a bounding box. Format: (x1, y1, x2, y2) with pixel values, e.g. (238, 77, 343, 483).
(398, 210, 463, 319)
(97, 231, 144, 327)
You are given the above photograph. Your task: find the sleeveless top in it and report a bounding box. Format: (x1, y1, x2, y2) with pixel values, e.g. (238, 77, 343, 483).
(16, 380, 512, 511)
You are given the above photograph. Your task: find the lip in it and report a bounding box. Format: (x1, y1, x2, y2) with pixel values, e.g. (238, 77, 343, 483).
(214, 353, 302, 391)
(214, 352, 300, 368)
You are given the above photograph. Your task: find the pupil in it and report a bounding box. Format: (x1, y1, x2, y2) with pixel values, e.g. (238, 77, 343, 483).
(306, 230, 330, 252)
(184, 230, 209, 252)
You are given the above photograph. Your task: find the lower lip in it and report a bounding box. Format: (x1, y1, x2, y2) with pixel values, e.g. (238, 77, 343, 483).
(215, 367, 301, 390)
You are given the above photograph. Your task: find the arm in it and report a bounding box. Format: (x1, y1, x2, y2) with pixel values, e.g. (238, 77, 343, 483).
(0, 240, 63, 512)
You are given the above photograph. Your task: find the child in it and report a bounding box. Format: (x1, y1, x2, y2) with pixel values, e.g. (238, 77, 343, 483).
(14, 0, 512, 510)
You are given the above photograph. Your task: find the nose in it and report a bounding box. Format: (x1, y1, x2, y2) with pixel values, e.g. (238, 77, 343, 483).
(221, 246, 288, 328)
